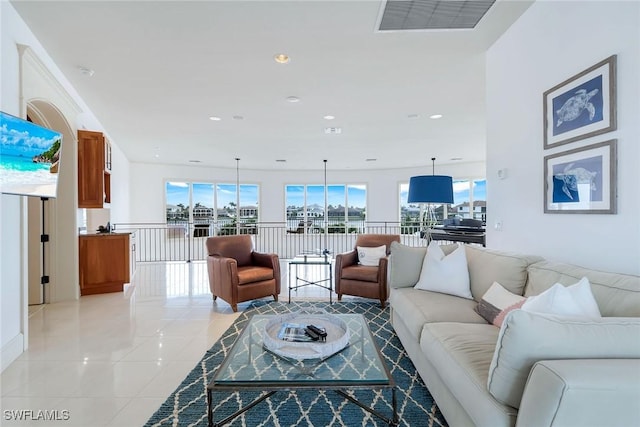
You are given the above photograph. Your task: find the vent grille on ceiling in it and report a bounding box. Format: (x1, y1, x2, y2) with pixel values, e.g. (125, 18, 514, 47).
(378, 0, 496, 31)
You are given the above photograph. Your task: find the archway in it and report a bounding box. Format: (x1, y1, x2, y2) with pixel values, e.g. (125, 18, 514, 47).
(26, 100, 78, 304)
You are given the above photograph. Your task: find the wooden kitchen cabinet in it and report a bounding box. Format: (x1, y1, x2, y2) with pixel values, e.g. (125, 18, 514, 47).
(78, 130, 111, 208)
(79, 233, 131, 295)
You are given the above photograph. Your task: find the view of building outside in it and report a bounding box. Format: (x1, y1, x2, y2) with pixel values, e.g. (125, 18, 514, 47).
(193, 183, 215, 223)
(166, 181, 190, 222)
(285, 184, 366, 233)
(472, 179, 487, 223)
(165, 181, 259, 235)
(450, 179, 487, 222)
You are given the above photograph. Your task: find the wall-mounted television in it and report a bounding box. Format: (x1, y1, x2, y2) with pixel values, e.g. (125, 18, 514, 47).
(0, 111, 63, 198)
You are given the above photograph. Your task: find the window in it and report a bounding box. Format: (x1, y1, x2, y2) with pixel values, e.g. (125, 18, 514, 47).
(347, 184, 366, 232)
(285, 184, 366, 234)
(399, 183, 420, 234)
(166, 181, 190, 223)
(472, 179, 487, 223)
(451, 179, 487, 224)
(452, 180, 471, 218)
(193, 183, 214, 223)
(165, 181, 259, 235)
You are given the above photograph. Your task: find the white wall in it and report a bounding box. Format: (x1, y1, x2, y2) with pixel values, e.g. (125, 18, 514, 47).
(0, 195, 28, 372)
(1, 1, 28, 372)
(486, 0, 640, 275)
(1, 2, 131, 370)
(128, 161, 486, 225)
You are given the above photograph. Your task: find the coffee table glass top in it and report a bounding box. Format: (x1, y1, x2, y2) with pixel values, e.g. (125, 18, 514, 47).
(211, 314, 391, 386)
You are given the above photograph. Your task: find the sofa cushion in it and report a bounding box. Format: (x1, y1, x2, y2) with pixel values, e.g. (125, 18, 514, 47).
(415, 242, 472, 299)
(487, 309, 640, 409)
(420, 322, 516, 426)
(237, 266, 274, 285)
(340, 265, 379, 282)
(388, 242, 427, 288)
(465, 245, 543, 301)
(526, 261, 640, 317)
(516, 359, 640, 427)
(389, 287, 486, 341)
(476, 281, 527, 327)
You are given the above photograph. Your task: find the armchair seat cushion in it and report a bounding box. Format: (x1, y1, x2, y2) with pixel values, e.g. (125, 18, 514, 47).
(341, 265, 379, 282)
(237, 266, 275, 285)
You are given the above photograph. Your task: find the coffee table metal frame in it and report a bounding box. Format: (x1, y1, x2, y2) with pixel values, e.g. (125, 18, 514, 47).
(206, 314, 398, 426)
(288, 254, 333, 303)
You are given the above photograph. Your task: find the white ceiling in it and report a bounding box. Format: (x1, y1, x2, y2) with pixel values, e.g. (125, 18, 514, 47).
(11, 0, 532, 171)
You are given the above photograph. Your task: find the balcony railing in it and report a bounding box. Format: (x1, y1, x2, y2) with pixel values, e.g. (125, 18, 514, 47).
(113, 221, 431, 263)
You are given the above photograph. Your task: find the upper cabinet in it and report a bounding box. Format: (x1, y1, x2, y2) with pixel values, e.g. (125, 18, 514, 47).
(78, 130, 111, 208)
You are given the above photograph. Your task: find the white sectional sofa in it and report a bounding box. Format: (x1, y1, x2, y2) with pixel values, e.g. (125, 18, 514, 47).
(388, 243, 640, 427)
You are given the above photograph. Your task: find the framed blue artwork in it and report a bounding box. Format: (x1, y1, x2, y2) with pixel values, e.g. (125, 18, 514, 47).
(544, 56, 616, 149)
(544, 139, 617, 214)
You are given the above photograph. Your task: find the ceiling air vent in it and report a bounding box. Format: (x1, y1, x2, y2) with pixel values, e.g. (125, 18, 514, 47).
(378, 0, 496, 31)
(324, 127, 342, 134)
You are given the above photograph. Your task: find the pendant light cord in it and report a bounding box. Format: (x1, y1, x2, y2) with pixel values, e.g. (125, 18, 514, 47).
(235, 158, 240, 235)
(323, 159, 328, 257)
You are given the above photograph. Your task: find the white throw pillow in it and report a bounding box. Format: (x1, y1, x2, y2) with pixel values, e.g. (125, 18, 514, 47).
(522, 277, 601, 320)
(414, 242, 472, 299)
(357, 245, 387, 266)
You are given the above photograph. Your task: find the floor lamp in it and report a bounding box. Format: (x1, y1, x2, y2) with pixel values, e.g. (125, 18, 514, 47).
(407, 157, 454, 241)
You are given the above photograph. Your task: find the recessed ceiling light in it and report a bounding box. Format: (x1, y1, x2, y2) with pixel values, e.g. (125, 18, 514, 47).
(323, 115, 335, 120)
(451, 157, 463, 161)
(430, 114, 443, 119)
(286, 96, 300, 103)
(209, 116, 221, 121)
(189, 160, 202, 163)
(154, 154, 160, 158)
(274, 53, 290, 64)
(324, 127, 342, 134)
(275, 159, 287, 163)
(233, 115, 244, 120)
(77, 66, 95, 77)
(407, 114, 420, 119)
(366, 158, 377, 162)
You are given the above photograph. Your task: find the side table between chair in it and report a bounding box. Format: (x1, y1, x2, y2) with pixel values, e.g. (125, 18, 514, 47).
(287, 255, 333, 303)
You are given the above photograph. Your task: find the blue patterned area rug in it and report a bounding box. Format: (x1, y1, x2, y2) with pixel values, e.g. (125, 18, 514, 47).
(144, 301, 448, 427)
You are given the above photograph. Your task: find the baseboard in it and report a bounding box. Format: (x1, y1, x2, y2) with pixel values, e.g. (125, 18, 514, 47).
(1, 333, 25, 373)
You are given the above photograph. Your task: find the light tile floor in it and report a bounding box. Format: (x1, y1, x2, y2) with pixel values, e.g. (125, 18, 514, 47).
(1, 260, 344, 427)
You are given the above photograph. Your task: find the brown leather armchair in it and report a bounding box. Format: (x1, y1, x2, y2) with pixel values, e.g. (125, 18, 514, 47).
(335, 234, 401, 308)
(206, 235, 280, 312)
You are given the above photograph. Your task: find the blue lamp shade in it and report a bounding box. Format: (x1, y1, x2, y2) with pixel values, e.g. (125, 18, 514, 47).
(407, 175, 454, 204)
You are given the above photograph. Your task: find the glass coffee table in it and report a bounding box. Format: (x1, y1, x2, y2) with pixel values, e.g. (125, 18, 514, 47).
(206, 314, 397, 426)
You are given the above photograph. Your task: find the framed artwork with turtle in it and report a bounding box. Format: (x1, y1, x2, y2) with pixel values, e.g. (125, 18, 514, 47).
(543, 55, 617, 149)
(544, 139, 617, 214)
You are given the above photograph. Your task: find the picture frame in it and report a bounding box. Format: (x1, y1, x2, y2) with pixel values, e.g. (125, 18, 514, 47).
(543, 55, 616, 149)
(544, 139, 617, 214)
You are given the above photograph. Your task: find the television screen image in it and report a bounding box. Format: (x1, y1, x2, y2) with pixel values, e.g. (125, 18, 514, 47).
(0, 111, 63, 198)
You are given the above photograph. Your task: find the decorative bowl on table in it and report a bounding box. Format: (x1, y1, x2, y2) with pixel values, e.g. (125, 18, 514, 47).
(262, 311, 350, 360)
